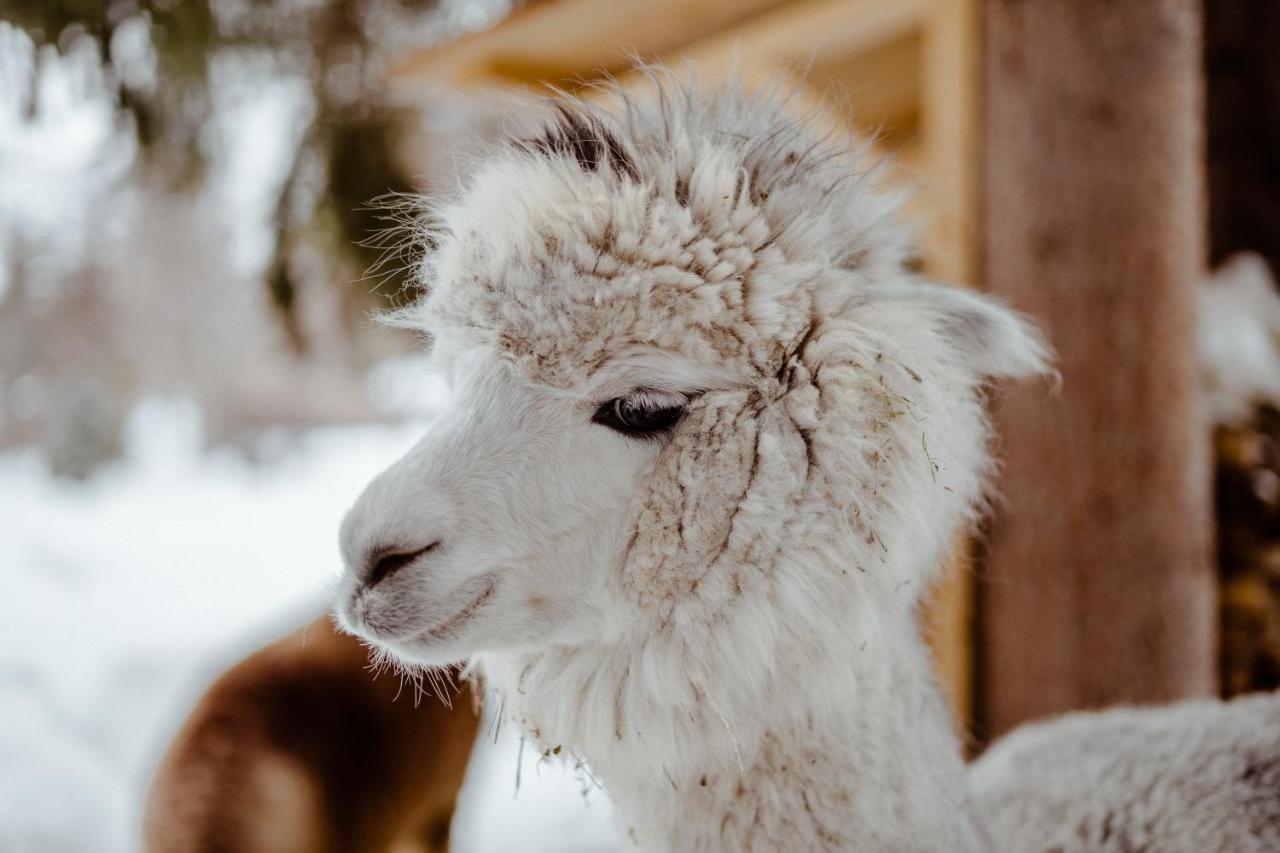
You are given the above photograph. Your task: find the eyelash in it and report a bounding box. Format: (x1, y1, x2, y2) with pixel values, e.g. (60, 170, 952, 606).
(592, 389, 688, 438)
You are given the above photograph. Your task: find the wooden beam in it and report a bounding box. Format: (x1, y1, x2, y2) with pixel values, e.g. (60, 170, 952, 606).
(646, 0, 924, 82)
(389, 0, 792, 91)
(919, 0, 977, 284)
(917, 0, 980, 732)
(390, 0, 931, 159)
(977, 0, 1215, 741)
(390, 0, 927, 134)
(650, 0, 925, 146)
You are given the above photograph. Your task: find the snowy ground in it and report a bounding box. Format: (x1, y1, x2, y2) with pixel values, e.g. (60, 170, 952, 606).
(0, 396, 616, 852)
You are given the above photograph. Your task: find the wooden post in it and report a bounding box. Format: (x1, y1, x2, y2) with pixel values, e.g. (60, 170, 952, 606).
(977, 0, 1216, 741)
(919, 0, 980, 730)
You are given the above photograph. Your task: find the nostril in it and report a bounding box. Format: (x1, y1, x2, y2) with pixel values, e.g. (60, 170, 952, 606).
(364, 542, 440, 590)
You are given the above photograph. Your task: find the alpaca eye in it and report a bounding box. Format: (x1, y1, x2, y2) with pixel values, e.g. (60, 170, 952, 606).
(592, 390, 685, 437)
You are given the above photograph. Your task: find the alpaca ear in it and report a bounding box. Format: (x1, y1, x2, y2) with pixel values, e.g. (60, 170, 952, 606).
(869, 281, 1053, 380)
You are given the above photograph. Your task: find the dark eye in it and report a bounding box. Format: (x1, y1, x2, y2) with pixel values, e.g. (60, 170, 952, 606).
(592, 389, 686, 437)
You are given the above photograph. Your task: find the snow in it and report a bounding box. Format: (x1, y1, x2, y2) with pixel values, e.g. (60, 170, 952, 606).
(0, 23, 137, 299)
(1199, 252, 1280, 427)
(0, 396, 617, 852)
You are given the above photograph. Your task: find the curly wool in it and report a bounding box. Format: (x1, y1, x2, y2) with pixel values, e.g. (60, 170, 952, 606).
(405, 75, 913, 390)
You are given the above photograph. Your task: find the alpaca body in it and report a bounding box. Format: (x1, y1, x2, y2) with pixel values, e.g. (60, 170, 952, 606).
(971, 690, 1280, 853)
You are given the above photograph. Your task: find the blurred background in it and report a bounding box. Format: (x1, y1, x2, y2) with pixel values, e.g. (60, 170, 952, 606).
(2, 0, 1280, 851)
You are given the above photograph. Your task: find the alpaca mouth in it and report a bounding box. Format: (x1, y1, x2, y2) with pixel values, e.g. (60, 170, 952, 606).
(417, 578, 497, 642)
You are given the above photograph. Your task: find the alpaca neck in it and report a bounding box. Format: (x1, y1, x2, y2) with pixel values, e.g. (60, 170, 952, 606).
(605, 622, 981, 851)
(480, 564, 986, 851)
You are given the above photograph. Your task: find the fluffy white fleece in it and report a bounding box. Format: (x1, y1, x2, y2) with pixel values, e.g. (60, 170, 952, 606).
(972, 691, 1280, 852)
(334, 71, 1279, 852)
(1199, 252, 1280, 426)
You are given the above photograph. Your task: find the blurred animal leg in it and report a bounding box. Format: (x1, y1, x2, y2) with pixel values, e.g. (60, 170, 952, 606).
(143, 615, 479, 852)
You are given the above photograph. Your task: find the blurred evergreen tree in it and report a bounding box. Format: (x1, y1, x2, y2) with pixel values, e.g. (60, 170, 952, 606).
(0, 0, 456, 350)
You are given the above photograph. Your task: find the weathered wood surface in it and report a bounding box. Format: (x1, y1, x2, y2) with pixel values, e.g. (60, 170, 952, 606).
(977, 0, 1216, 741)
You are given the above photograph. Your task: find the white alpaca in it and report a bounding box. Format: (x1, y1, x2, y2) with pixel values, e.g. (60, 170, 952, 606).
(333, 76, 1278, 850)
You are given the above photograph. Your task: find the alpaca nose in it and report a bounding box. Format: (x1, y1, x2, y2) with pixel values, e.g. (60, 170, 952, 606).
(361, 541, 441, 590)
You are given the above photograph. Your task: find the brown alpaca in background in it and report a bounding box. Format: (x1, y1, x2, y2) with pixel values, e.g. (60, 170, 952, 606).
(143, 617, 478, 853)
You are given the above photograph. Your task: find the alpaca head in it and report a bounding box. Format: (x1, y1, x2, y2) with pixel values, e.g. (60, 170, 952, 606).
(335, 79, 1049, 671)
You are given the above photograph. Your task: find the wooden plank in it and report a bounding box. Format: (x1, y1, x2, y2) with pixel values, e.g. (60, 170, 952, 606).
(919, 0, 977, 283)
(389, 0, 792, 90)
(651, 8, 923, 147)
(977, 0, 1215, 742)
(390, 0, 929, 156)
(391, 0, 926, 107)
(917, 0, 980, 732)
(648, 0, 925, 80)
